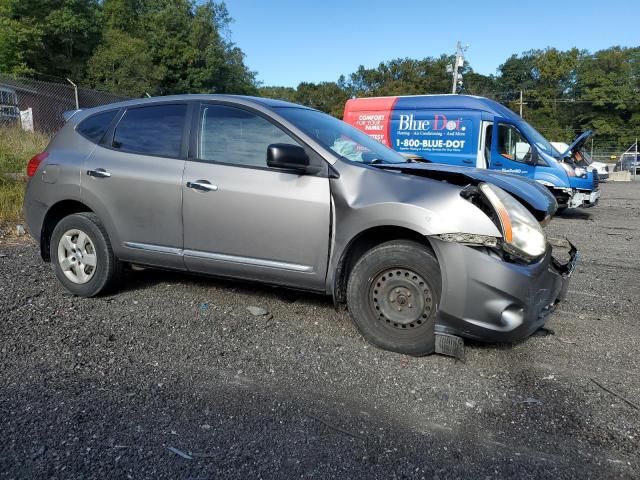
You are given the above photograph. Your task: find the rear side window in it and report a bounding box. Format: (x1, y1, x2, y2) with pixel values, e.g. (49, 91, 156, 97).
(112, 104, 187, 157)
(77, 110, 118, 143)
(199, 104, 300, 167)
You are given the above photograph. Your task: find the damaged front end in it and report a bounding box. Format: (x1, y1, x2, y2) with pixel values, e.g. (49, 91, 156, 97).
(429, 180, 578, 342)
(376, 162, 558, 224)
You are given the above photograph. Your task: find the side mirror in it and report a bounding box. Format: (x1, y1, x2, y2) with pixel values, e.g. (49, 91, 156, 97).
(267, 143, 310, 172)
(526, 145, 539, 166)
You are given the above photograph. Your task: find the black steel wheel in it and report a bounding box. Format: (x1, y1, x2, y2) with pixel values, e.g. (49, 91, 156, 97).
(370, 267, 434, 330)
(346, 240, 441, 356)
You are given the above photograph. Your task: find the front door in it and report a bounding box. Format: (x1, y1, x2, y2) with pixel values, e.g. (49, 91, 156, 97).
(182, 103, 331, 290)
(488, 121, 534, 177)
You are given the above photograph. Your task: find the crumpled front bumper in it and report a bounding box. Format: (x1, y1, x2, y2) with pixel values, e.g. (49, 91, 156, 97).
(431, 237, 578, 343)
(570, 189, 600, 208)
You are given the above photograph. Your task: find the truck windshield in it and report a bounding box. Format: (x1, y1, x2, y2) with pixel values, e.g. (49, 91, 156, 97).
(274, 107, 407, 164)
(516, 120, 559, 158)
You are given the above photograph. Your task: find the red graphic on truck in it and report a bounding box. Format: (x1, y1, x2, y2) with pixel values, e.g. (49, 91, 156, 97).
(343, 97, 398, 147)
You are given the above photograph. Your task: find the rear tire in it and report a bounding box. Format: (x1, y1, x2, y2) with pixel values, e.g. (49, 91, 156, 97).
(50, 212, 122, 297)
(346, 240, 441, 356)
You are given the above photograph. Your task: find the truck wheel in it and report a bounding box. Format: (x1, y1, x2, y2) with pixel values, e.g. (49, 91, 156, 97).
(346, 240, 441, 356)
(50, 212, 122, 297)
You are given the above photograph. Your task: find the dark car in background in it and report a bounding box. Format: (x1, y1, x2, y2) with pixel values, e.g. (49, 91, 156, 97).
(615, 154, 640, 175)
(0, 86, 20, 126)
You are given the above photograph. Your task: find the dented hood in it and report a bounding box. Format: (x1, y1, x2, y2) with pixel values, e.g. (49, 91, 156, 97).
(375, 163, 558, 221)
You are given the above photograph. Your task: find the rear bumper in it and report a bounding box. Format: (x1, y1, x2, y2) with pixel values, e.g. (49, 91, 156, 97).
(431, 237, 577, 343)
(22, 181, 47, 246)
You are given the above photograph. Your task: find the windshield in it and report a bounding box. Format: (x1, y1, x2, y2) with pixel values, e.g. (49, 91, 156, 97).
(274, 107, 407, 164)
(516, 120, 558, 158)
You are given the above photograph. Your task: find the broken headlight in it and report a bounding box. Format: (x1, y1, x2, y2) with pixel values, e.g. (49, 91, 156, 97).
(560, 163, 587, 178)
(479, 183, 547, 261)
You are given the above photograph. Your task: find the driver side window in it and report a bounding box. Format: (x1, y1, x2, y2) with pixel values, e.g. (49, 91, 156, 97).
(496, 124, 531, 163)
(199, 104, 301, 168)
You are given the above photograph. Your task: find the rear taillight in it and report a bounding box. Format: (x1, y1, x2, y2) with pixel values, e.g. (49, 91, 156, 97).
(26, 152, 48, 177)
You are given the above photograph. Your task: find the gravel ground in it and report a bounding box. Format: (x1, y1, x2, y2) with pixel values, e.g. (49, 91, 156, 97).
(1, 182, 639, 479)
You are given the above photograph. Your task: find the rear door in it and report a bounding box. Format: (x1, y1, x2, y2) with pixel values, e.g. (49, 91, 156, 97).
(181, 102, 331, 290)
(81, 102, 190, 269)
(488, 120, 534, 177)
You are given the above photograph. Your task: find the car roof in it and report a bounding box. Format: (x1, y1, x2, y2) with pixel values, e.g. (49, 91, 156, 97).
(80, 94, 308, 116)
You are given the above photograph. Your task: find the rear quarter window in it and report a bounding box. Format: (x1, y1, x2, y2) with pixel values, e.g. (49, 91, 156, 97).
(77, 110, 119, 143)
(112, 104, 187, 158)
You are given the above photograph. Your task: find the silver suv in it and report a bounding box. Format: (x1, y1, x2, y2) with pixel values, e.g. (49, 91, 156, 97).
(23, 95, 577, 356)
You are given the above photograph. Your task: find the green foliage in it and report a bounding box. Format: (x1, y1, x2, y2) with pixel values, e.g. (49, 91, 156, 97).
(258, 86, 297, 103)
(86, 29, 162, 97)
(0, 0, 636, 151)
(88, 0, 257, 96)
(0, 180, 25, 222)
(0, 0, 257, 96)
(574, 46, 640, 147)
(0, 0, 102, 78)
(262, 47, 638, 151)
(496, 47, 639, 147)
(0, 127, 50, 222)
(0, 126, 50, 175)
(343, 56, 453, 97)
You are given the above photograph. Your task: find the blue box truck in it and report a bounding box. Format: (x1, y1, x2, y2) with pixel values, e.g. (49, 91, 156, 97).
(344, 95, 599, 210)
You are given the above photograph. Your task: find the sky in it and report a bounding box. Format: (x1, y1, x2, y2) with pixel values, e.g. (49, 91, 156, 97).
(223, 0, 639, 87)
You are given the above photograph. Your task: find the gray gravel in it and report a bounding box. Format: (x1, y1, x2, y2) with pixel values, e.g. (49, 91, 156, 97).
(1, 182, 639, 479)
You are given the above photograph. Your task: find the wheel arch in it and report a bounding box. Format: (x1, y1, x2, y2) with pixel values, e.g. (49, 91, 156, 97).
(331, 225, 437, 305)
(40, 200, 94, 261)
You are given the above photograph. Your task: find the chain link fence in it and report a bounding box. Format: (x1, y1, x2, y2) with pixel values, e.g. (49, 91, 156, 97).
(0, 74, 129, 134)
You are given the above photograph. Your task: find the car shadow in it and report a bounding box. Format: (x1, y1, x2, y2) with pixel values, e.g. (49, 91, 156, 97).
(118, 265, 332, 308)
(554, 209, 593, 220)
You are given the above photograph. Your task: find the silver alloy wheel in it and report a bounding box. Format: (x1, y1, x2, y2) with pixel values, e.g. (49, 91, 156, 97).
(57, 228, 97, 284)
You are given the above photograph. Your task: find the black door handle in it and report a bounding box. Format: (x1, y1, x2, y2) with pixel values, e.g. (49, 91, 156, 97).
(187, 180, 218, 192)
(463, 159, 473, 164)
(494, 162, 503, 167)
(87, 168, 111, 178)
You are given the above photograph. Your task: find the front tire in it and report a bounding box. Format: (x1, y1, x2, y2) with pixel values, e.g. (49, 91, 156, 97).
(346, 240, 441, 356)
(50, 212, 122, 297)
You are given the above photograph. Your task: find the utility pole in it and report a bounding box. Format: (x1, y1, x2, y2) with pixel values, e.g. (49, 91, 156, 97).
(66, 78, 79, 110)
(450, 41, 468, 94)
(635, 138, 638, 180)
(517, 90, 528, 117)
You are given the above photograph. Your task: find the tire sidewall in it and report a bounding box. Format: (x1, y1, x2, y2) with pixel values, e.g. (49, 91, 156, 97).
(50, 213, 113, 297)
(347, 240, 441, 356)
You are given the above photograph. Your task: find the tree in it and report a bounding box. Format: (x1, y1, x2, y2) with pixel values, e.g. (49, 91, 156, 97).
(0, 1, 40, 75)
(0, 0, 102, 78)
(258, 86, 297, 103)
(295, 82, 349, 117)
(574, 46, 640, 148)
(86, 29, 163, 97)
(496, 48, 584, 142)
(343, 56, 453, 98)
(462, 70, 498, 97)
(89, 0, 257, 95)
